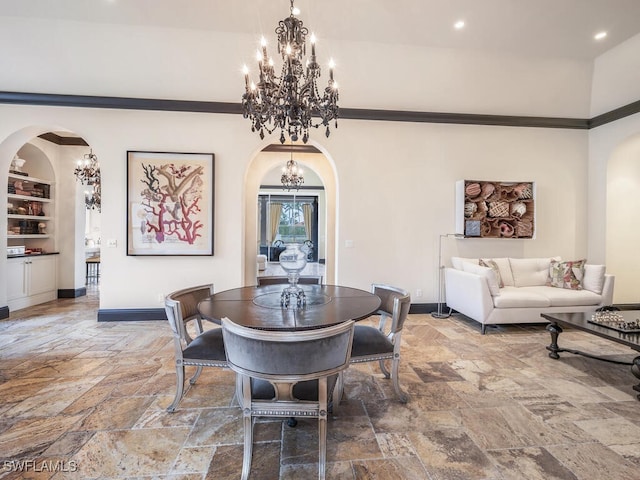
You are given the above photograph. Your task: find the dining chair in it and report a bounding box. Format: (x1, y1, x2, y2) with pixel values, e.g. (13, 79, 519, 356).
(164, 284, 227, 413)
(221, 317, 355, 480)
(256, 275, 323, 285)
(348, 283, 411, 403)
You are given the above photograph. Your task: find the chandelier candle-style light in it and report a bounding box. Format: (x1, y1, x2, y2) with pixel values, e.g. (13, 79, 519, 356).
(242, 0, 339, 144)
(74, 149, 101, 211)
(281, 146, 304, 190)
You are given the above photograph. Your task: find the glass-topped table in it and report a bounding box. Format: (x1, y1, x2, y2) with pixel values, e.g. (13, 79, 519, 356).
(198, 284, 381, 331)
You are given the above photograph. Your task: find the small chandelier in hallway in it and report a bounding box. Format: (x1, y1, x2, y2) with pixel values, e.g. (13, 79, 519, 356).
(241, 0, 339, 144)
(74, 149, 101, 211)
(281, 146, 304, 191)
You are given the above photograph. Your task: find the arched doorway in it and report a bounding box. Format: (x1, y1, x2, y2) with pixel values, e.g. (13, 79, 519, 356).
(243, 142, 337, 286)
(0, 126, 97, 314)
(606, 132, 640, 304)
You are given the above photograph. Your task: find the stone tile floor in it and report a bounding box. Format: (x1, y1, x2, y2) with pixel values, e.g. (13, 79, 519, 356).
(1, 289, 640, 479)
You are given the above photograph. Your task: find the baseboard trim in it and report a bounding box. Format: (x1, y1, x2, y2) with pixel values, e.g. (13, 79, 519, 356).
(409, 303, 439, 314)
(0, 306, 9, 320)
(58, 287, 87, 298)
(97, 308, 167, 322)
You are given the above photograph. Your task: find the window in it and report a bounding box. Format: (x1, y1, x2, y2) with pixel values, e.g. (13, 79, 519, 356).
(258, 194, 318, 261)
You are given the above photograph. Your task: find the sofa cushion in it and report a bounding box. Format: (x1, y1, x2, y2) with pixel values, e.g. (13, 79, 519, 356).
(525, 286, 602, 307)
(547, 259, 585, 290)
(583, 264, 606, 294)
(484, 257, 515, 286)
(451, 257, 478, 270)
(492, 286, 550, 308)
(479, 259, 504, 288)
(462, 262, 500, 296)
(509, 257, 558, 287)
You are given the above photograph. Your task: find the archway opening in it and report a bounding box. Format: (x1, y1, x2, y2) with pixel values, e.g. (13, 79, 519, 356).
(1, 127, 97, 315)
(243, 142, 337, 286)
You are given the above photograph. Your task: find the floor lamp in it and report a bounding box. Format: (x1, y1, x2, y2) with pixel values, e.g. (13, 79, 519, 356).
(431, 233, 465, 319)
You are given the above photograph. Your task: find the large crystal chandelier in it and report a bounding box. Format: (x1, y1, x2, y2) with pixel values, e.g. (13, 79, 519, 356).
(281, 146, 304, 190)
(74, 149, 101, 211)
(242, 0, 339, 144)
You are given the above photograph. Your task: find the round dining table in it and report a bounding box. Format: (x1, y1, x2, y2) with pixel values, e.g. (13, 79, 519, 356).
(197, 284, 381, 331)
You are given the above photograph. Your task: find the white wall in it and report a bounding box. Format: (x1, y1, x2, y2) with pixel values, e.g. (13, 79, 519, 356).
(0, 14, 611, 312)
(590, 33, 640, 117)
(588, 33, 640, 303)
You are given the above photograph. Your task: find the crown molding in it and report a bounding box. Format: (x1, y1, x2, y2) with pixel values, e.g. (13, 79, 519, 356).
(1, 90, 639, 130)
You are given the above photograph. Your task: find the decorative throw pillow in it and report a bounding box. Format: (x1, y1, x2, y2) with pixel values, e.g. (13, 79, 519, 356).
(547, 259, 586, 290)
(462, 262, 501, 296)
(479, 259, 504, 288)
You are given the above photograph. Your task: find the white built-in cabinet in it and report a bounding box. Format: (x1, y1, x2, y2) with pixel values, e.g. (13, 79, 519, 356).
(7, 255, 57, 311)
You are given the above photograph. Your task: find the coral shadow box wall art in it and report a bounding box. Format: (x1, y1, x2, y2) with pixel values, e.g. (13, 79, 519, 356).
(455, 180, 535, 239)
(127, 151, 214, 255)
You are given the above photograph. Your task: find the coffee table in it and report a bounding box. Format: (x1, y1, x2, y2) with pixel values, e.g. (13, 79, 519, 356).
(541, 311, 640, 400)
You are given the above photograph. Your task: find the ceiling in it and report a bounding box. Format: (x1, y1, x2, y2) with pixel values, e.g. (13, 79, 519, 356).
(1, 0, 640, 60)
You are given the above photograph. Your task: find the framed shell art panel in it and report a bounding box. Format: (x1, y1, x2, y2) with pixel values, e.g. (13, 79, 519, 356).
(455, 180, 535, 239)
(126, 151, 214, 255)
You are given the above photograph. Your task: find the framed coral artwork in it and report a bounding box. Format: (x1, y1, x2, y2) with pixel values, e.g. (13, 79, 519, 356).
(455, 180, 535, 239)
(126, 151, 214, 255)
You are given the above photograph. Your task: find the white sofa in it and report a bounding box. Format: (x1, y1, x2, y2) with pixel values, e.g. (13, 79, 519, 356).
(444, 256, 615, 334)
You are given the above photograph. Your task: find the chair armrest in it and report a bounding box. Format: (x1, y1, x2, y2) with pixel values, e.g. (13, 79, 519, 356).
(444, 268, 494, 323)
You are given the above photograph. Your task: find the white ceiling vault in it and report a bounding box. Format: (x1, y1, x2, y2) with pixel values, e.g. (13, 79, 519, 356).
(1, 0, 640, 61)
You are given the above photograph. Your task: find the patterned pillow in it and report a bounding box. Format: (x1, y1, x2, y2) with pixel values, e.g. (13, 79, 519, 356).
(479, 259, 504, 288)
(547, 259, 586, 290)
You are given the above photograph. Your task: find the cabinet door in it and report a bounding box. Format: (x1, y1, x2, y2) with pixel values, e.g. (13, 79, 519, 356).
(29, 256, 57, 296)
(7, 259, 28, 300)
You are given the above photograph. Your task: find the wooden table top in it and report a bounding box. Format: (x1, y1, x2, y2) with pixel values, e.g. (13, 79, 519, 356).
(198, 284, 381, 331)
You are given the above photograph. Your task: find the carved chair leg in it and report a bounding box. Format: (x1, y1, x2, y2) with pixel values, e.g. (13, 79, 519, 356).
(240, 375, 253, 480)
(331, 372, 344, 413)
(189, 365, 203, 385)
(391, 355, 409, 403)
(318, 378, 328, 480)
(379, 359, 391, 378)
(318, 414, 327, 480)
(241, 416, 253, 480)
(167, 363, 185, 413)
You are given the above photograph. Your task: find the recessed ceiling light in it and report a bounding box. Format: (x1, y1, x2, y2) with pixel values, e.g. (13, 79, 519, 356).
(594, 31, 607, 40)
(454, 20, 465, 30)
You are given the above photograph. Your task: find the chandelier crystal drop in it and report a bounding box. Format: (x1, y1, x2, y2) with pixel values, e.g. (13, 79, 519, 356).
(74, 149, 100, 185)
(242, 0, 339, 144)
(74, 149, 101, 211)
(281, 147, 304, 191)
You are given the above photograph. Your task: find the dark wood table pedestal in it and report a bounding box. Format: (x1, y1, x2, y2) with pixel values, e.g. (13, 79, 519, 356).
(542, 312, 640, 401)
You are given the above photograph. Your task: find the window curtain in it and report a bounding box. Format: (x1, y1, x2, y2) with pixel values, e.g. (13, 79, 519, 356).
(302, 203, 312, 240)
(269, 202, 282, 244)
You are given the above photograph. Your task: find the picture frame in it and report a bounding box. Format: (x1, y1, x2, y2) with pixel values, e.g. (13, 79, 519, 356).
(126, 151, 214, 256)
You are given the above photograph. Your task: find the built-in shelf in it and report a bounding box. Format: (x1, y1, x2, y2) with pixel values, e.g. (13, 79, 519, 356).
(8, 214, 52, 221)
(7, 149, 56, 247)
(7, 234, 52, 239)
(8, 172, 53, 185)
(8, 193, 52, 203)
